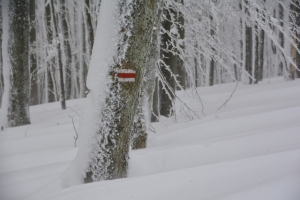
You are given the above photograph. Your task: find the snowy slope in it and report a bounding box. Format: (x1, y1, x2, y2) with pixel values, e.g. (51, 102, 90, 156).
(0, 77, 300, 200)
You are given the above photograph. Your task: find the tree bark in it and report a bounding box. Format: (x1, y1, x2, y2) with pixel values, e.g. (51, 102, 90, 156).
(132, 2, 162, 149)
(6, 0, 31, 127)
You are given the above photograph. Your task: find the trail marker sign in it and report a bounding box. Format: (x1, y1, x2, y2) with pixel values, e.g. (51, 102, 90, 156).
(118, 69, 136, 82)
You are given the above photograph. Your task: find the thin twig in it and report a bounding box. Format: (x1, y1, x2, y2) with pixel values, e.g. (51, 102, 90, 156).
(218, 82, 239, 110)
(69, 115, 78, 148)
(24, 126, 30, 137)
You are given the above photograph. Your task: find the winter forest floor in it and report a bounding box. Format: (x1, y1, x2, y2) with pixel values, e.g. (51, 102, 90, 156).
(0, 77, 300, 200)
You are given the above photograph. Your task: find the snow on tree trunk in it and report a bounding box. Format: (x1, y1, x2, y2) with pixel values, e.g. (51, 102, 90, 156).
(1, 0, 31, 127)
(82, 0, 161, 182)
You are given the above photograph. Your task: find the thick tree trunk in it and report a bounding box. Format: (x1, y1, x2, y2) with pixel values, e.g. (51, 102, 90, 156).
(6, 0, 31, 127)
(160, 6, 177, 117)
(85, 0, 161, 182)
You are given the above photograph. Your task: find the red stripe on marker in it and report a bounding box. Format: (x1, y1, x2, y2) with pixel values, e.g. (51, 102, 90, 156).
(118, 73, 136, 78)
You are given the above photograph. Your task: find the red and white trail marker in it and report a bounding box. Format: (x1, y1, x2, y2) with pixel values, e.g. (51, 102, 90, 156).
(118, 69, 136, 82)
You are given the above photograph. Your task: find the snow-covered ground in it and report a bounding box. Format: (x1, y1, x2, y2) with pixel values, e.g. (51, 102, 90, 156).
(0, 77, 300, 200)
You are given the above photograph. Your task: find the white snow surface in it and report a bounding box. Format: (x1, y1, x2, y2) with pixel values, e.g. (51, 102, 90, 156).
(0, 77, 300, 200)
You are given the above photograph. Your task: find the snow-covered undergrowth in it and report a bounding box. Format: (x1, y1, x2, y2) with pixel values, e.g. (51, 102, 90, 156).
(0, 77, 300, 200)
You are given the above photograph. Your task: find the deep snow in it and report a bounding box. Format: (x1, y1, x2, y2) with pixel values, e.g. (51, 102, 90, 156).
(0, 77, 300, 200)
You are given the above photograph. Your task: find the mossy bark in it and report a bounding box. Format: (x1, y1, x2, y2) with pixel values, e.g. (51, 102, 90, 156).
(7, 0, 31, 127)
(131, 1, 162, 150)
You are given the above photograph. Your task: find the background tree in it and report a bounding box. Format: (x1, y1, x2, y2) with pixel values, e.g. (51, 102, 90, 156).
(29, 0, 38, 105)
(1, 0, 31, 127)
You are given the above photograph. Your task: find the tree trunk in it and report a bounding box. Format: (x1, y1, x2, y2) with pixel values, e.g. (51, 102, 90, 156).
(254, 20, 259, 84)
(160, 5, 177, 117)
(5, 0, 31, 127)
(278, 3, 285, 77)
(84, 0, 94, 55)
(258, 2, 265, 82)
(177, 0, 186, 90)
(50, 0, 66, 109)
(245, 1, 253, 84)
(296, 0, 300, 78)
(291, 0, 299, 79)
(209, 15, 215, 86)
(29, 0, 39, 105)
(61, 0, 72, 99)
(85, 0, 161, 182)
(45, 2, 56, 103)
